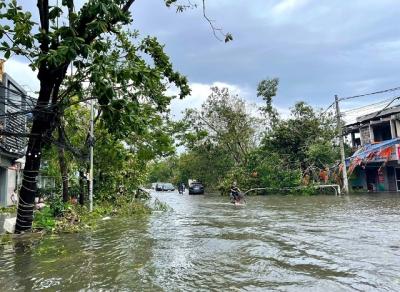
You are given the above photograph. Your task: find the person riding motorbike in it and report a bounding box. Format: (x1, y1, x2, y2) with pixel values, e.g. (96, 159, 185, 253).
(230, 181, 244, 204)
(178, 182, 185, 194)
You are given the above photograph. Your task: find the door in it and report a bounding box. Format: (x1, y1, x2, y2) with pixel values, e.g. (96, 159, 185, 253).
(366, 168, 378, 191)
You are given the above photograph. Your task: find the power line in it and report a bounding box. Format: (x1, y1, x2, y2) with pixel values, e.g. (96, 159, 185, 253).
(339, 86, 400, 101)
(341, 97, 396, 114)
(3, 31, 34, 63)
(0, 84, 38, 103)
(322, 102, 335, 115)
(370, 96, 400, 119)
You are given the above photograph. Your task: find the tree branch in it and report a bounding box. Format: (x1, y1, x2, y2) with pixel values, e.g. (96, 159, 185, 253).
(37, 0, 50, 53)
(123, 0, 136, 13)
(201, 0, 232, 42)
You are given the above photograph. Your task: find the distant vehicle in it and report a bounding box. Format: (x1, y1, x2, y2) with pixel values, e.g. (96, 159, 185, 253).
(189, 182, 204, 195)
(155, 182, 175, 191)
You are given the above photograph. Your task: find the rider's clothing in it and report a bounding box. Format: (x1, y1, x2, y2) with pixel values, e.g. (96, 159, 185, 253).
(230, 186, 241, 201)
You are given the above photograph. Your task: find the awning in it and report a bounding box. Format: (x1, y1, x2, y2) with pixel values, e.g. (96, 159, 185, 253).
(346, 137, 400, 167)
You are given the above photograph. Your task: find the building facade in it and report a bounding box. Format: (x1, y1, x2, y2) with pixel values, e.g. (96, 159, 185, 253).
(345, 106, 400, 192)
(0, 64, 27, 206)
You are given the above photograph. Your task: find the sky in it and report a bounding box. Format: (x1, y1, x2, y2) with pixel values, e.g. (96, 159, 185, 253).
(3, 0, 400, 122)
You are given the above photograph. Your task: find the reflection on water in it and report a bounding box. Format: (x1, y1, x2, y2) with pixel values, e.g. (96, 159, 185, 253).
(1, 193, 400, 291)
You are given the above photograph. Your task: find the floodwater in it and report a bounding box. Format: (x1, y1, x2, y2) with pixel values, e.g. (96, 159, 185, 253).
(1, 192, 400, 291)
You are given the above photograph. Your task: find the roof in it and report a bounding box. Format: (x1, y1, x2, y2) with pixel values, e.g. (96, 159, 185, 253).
(356, 105, 400, 123)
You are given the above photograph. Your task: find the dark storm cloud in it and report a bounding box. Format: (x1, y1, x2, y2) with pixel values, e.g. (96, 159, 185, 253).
(5, 0, 400, 112)
(133, 0, 400, 109)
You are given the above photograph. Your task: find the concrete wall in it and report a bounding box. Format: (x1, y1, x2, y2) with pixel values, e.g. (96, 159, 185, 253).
(360, 126, 371, 145)
(6, 167, 16, 206)
(0, 156, 19, 207)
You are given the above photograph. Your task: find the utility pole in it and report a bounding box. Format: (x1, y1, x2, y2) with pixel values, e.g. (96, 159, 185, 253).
(335, 95, 349, 195)
(89, 98, 94, 212)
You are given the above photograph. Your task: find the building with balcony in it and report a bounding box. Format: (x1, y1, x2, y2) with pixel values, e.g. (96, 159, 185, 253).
(0, 62, 27, 206)
(345, 105, 400, 192)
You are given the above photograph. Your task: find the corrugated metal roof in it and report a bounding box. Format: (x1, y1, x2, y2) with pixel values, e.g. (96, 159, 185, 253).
(356, 105, 400, 123)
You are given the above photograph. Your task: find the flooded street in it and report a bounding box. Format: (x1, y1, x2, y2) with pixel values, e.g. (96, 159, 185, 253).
(1, 192, 400, 291)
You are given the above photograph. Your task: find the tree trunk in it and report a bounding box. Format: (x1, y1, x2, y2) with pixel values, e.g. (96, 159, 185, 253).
(15, 114, 54, 232)
(15, 65, 67, 233)
(15, 92, 53, 231)
(79, 170, 85, 205)
(58, 126, 69, 203)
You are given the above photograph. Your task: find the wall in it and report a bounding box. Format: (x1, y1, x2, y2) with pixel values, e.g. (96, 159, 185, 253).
(1, 73, 27, 155)
(0, 72, 26, 206)
(360, 126, 371, 145)
(0, 166, 6, 205)
(0, 156, 19, 207)
(6, 167, 17, 205)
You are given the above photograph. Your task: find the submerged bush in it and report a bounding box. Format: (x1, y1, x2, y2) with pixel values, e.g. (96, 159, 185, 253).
(218, 151, 303, 195)
(33, 207, 57, 232)
(31, 191, 159, 233)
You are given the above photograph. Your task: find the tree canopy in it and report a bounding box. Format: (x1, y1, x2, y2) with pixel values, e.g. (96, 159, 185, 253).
(0, 0, 203, 232)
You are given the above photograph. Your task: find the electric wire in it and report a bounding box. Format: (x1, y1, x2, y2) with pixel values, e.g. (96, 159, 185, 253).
(341, 97, 395, 114)
(339, 86, 400, 101)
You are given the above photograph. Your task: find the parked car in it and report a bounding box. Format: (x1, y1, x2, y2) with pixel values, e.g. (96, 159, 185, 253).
(189, 182, 204, 195)
(155, 183, 175, 191)
(163, 183, 175, 191)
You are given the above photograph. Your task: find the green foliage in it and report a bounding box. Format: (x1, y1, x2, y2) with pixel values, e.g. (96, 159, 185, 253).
(33, 207, 56, 232)
(159, 86, 258, 188)
(47, 194, 66, 217)
(0, 233, 13, 245)
(250, 151, 302, 189)
(153, 198, 171, 212)
(262, 102, 338, 172)
(257, 78, 279, 122)
(31, 197, 155, 234)
(159, 81, 340, 196)
(307, 141, 339, 169)
(0, 205, 16, 214)
(182, 87, 257, 165)
(0, 0, 191, 184)
(147, 158, 177, 184)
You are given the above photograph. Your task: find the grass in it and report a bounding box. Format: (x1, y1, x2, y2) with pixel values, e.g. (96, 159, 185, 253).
(31, 196, 166, 234)
(0, 205, 17, 214)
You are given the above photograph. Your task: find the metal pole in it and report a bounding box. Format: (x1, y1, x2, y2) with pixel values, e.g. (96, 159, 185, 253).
(335, 95, 349, 195)
(89, 98, 94, 212)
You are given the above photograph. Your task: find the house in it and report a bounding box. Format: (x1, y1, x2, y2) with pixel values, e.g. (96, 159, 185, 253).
(0, 60, 27, 206)
(345, 105, 400, 192)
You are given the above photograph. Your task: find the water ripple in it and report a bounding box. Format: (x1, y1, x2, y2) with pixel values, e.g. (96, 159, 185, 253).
(1, 193, 400, 291)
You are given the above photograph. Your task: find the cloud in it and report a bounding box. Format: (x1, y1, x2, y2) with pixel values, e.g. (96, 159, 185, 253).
(3, 59, 39, 94)
(272, 0, 310, 15)
(169, 81, 251, 120)
(4, 0, 400, 119)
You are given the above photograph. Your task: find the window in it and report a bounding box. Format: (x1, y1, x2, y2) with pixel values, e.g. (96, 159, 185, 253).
(373, 122, 391, 142)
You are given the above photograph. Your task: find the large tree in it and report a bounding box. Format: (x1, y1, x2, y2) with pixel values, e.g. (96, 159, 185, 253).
(183, 87, 257, 165)
(175, 86, 258, 188)
(0, 0, 203, 232)
(261, 101, 338, 172)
